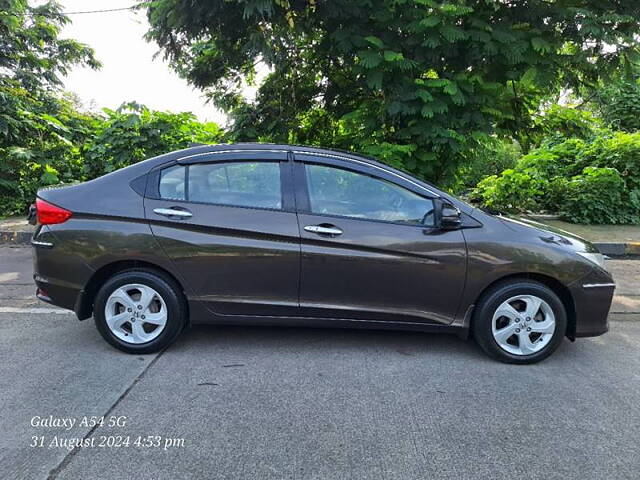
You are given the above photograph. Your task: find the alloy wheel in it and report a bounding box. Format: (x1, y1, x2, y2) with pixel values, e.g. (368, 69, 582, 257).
(104, 283, 167, 344)
(491, 294, 556, 356)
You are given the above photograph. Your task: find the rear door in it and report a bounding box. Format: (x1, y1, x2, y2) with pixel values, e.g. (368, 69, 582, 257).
(144, 150, 301, 317)
(293, 152, 466, 325)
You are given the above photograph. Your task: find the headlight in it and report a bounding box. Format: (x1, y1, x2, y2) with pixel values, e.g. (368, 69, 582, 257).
(577, 251, 607, 271)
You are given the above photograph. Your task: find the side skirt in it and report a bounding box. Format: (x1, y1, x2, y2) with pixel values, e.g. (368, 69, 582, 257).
(189, 307, 468, 338)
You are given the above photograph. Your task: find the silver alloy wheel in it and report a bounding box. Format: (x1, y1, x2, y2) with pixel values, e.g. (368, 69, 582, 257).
(104, 283, 167, 344)
(491, 294, 556, 356)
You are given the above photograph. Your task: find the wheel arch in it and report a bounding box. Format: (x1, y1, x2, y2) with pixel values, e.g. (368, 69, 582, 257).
(470, 272, 576, 339)
(75, 259, 188, 322)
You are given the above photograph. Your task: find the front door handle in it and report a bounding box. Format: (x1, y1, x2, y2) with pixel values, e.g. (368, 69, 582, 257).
(153, 207, 193, 219)
(304, 224, 343, 236)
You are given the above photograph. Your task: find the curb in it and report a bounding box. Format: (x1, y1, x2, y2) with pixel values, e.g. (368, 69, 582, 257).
(594, 242, 640, 257)
(0, 230, 32, 245)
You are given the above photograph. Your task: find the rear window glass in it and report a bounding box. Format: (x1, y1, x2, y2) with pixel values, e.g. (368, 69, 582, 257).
(189, 162, 281, 209)
(159, 165, 186, 201)
(158, 162, 282, 210)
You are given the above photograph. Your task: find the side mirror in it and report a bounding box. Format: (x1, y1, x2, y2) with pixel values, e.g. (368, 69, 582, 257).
(436, 199, 462, 230)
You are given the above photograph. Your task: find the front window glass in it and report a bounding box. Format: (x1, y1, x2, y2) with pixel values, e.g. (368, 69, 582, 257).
(305, 164, 434, 225)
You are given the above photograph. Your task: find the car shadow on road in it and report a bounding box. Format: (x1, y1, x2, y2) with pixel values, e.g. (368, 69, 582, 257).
(67, 315, 586, 365)
(170, 323, 489, 361)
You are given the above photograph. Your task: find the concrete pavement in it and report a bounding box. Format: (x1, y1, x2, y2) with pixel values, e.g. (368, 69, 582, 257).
(1, 247, 639, 479)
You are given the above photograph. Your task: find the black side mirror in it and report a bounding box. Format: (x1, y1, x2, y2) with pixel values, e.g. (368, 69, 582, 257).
(435, 199, 462, 230)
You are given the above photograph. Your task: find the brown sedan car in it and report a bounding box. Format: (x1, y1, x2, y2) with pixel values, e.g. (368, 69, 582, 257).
(30, 143, 614, 363)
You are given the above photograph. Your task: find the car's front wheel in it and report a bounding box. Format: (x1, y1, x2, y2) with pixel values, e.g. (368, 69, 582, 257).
(94, 269, 186, 354)
(473, 280, 567, 364)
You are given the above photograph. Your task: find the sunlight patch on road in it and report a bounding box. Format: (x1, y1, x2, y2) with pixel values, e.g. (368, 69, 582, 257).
(0, 272, 19, 283)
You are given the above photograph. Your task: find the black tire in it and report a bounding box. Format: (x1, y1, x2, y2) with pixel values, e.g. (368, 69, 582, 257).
(94, 269, 187, 354)
(472, 280, 567, 364)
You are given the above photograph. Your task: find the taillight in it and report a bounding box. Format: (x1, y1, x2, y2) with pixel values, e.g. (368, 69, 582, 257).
(36, 198, 72, 225)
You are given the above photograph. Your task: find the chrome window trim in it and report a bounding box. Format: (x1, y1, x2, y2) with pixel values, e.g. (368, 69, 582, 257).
(177, 149, 288, 162)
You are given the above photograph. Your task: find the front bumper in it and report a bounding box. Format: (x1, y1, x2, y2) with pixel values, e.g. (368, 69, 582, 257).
(568, 269, 615, 338)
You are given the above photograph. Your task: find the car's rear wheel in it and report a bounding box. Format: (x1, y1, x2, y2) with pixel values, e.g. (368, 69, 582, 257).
(473, 280, 567, 364)
(94, 269, 186, 354)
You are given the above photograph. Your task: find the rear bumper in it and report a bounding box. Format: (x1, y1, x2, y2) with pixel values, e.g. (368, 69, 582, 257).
(33, 273, 81, 312)
(568, 270, 615, 339)
(32, 226, 93, 318)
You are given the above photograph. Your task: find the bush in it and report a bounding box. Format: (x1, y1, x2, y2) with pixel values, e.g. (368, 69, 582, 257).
(516, 137, 587, 179)
(0, 98, 224, 217)
(560, 167, 638, 224)
(472, 130, 640, 224)
(450, 139, 521, 194)
(0, 84, 97, 216)
(580, 132, 640, 190)
(471, 169, 545, 213)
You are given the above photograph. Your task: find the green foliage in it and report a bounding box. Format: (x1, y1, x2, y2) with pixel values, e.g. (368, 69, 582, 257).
(595, 79, 640, 132)
(532, 105, 602, 144)
(472, 131, 640, 223)
(0, 0, 100, 92)
(145, 0, 640, 183)
(578, 132, 640, 191)
(560, 167, 638, 224)
(0, 1, 226, 217)
(0, 82, 99, 216)
(471, 169, 544, 214)
(84, 103, 223, 178)
(0, 0, 99, 216)
(450, 138, 520, 194)
(516, 137, 588, 180)
(0, 97, 225, 216)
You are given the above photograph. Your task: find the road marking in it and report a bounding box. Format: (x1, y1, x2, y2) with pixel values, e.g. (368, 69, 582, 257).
(0, 307, 74, 315)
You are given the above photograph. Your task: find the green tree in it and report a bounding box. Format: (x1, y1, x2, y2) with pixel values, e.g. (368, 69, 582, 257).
(0, 0, 100, 215)
(0, 0, 100, 92)
(84, 102, 224, 178)
(594, 78, 640, 132)
(144, 0, 640, 183)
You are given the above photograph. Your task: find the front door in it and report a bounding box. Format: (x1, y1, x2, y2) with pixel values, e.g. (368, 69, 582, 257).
(294, 154, 466, 325)
(145, 151, 301, 317)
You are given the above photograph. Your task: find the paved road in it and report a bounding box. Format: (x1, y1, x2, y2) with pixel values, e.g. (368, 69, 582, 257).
(1, 246, 639, 479)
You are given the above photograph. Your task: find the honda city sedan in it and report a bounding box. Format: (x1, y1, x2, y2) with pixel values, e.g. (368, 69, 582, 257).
(30, 143, 615, 363)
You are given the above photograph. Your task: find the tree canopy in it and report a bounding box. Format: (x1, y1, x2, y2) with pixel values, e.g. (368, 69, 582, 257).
(145, 0, 640, 181)
(0, 0, 99, 91)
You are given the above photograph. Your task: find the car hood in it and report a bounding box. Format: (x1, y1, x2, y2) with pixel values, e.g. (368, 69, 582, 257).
(497, 215, 600, 253)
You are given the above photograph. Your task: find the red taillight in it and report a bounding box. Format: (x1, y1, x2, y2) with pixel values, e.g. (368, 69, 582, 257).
(36, 198, 72, 225)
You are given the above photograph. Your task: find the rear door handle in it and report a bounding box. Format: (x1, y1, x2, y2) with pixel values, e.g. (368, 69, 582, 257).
(304, 224, 343, 236)
(153, 207, 192, 219)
